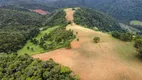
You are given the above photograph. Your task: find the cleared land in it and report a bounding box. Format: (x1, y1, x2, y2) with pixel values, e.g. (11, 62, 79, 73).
(130, 20, 142, 26)
(31, 9, 50, 15)
(33, 8, 142, 80)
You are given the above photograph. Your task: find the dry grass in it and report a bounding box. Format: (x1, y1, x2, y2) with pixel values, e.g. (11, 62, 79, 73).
(33, 8, 142, 80)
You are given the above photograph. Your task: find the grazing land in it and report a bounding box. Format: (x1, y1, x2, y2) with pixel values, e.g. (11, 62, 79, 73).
(33, 8, 142, 80)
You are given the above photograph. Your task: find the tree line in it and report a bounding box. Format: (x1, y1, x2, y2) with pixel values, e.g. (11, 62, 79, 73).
(0, 54, 79, 80)
(30, 27, 75, 51)
(74, 8, 123, 32)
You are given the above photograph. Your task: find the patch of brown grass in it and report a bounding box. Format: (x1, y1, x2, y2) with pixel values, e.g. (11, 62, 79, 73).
(32, 8, 142, 80)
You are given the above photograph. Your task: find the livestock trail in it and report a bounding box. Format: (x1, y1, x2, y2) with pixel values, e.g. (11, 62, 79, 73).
(33, 8, 142, 80)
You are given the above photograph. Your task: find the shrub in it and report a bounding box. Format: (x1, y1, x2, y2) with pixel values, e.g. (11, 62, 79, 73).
(135, 39, 142, 48)
(112, 31, 121, 39)
(72, 8, 76, 10)
(138, 47, 142, 57)
(77, 38, 79, 41)
(112, 31, 133, 41)
(68, 21, 72, 24)
(93, 37, 100, 43)
(65, 41, 72, 49)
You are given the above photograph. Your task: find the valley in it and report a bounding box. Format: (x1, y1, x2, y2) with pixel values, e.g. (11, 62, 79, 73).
(33, 8, 142, 80)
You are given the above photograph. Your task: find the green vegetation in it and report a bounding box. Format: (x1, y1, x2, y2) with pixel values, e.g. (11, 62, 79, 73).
(0, 54, 79, 80)
(2, 0, 142, 23)
(93, 37, 100, 43)
(134, 39, 142, 59)
(134, 39, 142, 49)
(18, 26, 75, 55)
(52, 0, 142, 22)
(74, 8, 122, 32)
(0, 9, 42, 53)
(44, 10, 68, 27)
(77, 38, 79, 41)
(134, 37, 142, 57)
(112, 32, 133, 41)
(0, 8, 68, 54)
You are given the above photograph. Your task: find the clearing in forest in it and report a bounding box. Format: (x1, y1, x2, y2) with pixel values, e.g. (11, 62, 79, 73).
(33, 8, 142, 80)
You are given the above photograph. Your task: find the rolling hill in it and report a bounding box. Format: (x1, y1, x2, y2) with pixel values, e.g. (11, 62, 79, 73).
(74, 8, 122, 32)
(50, 0, 142, 23)
(1, 0, 142, 79)
(1, 0, 142, 23)
(0, 2, 142, 79)
(33, 8, 142, 80)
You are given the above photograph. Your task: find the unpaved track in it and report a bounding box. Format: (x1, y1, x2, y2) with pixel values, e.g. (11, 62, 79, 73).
(33, 8, 142, 80)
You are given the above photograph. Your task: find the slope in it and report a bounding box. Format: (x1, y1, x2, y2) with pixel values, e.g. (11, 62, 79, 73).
(33, 8, 142, 80)
(74, 8, 122, 32)
(0, 8, 42, 53)
(51, 0, 142, 22)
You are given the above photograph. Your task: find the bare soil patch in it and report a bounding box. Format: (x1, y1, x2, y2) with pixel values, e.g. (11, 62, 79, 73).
(31, 9, 50, 15)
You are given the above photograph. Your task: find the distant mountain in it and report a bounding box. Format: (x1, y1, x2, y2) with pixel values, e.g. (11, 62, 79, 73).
(51, 0, 142, 23)
(1, 0, 142, 23)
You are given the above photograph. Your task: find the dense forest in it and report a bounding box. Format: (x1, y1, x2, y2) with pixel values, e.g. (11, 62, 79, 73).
(44, 9, 68, 27)
(0, 54, 79, 80)
(0, 9, 42, 53)
(74, 8, 122, 32)
(0, 8, 68, 53)
(30, 27, 75, 51)
(1, 0, 142, 23)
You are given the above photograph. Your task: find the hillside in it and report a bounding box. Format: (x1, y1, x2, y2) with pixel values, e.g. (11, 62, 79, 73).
(0, 8, 43, 53)
(74, 8, 122, 32)
(33, 8, 142, 80)
(1, 0, 142, 22)
(51, 0, 142, 22)
(0, 7, 79, 80)
(0, 54, 79, 80)
(0, 1, 142, 79)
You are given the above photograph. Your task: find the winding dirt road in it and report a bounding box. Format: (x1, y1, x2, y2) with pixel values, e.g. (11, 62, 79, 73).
(33, 8, 142, 80)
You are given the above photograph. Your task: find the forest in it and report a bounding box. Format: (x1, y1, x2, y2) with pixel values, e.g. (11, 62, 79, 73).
(74, 8, 122, 32)
(0, 8, 68, 53)
(30, 27, 75, 51)
(0, 7, 78, 80)
(0, 54, 79, 80)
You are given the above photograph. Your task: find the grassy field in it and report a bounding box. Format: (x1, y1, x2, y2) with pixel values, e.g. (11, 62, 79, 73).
(18, 26, 59, 55)
(130, 20, 142, 26)
(33, 8, 142, 80)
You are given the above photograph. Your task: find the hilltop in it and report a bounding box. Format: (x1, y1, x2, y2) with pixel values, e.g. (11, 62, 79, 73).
(0, 4, 142, 79)
(33, 8, 142, 80)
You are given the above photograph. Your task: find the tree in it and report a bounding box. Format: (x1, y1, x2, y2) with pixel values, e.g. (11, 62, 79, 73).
(31, 48, 34, 51)
(138, 47, 142, 57)
(65, 41, 72, 49)
(27, 46, 30, 50)
(135, 39, 142, 48)
(93, 37, 100, 43)
(112, 31, 121, 38)
(43, 33, 49, 40)
(68, 21, 72, 24)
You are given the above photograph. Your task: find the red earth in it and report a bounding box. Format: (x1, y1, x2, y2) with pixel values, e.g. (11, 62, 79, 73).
(31, 9, 50, 15)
